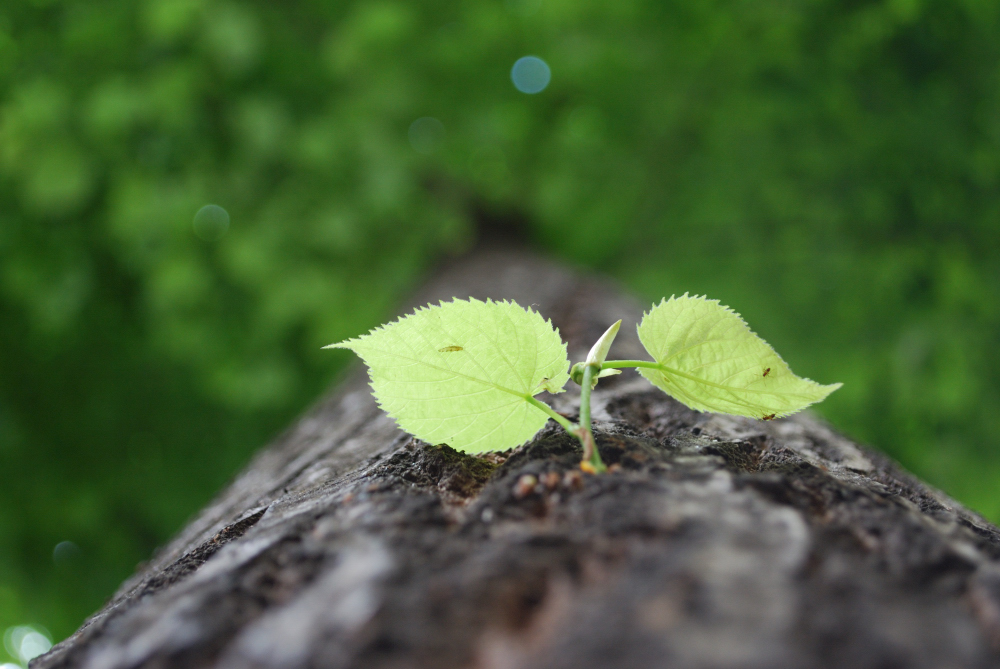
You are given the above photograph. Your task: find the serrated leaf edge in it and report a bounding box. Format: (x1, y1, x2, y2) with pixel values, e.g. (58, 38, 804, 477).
(637, 293, 841, 418)
(323, 297, 569, 402)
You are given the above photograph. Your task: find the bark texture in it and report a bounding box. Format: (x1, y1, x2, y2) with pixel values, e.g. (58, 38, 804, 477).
(34, 247, 1000, 669)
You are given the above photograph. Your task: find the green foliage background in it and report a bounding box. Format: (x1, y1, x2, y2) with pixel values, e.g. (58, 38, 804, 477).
(2, 0, 999, 653)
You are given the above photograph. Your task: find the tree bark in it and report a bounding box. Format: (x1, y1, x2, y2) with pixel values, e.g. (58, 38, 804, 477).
(34, 246, 1000, 669)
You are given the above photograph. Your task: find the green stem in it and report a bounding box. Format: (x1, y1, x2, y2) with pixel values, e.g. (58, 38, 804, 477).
(579, 365, 594, 431)
(601, 359, 662, 371)
(525, 395, 577, 433)
(578, 364, 607, 472)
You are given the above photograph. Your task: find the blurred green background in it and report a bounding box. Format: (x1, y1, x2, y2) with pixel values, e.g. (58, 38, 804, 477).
(2, 0, 999, 661)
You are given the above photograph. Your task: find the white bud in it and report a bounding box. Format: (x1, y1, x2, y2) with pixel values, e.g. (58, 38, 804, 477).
(585, 320, 622, 366)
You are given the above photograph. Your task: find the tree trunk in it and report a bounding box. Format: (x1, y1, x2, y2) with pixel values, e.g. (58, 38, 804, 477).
(34, 246, 1000, 669)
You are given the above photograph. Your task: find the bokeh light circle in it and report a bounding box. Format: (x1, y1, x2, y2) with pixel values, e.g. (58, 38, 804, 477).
(53, 540, 82, 565)
(408, 117, 446, 155)
(511, 56, 551, 94)
(505, 0, 541, 17)
(3, 625, 52, 664)
(193, 204, 230, 241)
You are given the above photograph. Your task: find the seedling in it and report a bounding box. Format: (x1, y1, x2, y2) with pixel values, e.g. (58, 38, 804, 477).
(326, 295, 840, 472)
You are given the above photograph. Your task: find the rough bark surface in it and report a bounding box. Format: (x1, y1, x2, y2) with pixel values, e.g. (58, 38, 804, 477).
(34, 247, 1000, 669)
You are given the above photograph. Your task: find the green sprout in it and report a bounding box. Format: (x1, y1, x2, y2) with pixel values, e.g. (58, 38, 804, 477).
(326, 295, 841, 473)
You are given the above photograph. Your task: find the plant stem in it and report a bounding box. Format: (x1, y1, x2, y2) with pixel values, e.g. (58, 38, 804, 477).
(525, 395, 577, 433)
(577, 364, 607, 472)
(579, 365, 594, 433)
(601, 359, 662, 371)
(526, 368, 608, 473)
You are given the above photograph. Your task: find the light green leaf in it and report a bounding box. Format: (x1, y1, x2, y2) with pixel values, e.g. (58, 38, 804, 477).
(325, 298, 570, 453)
(636, 294, 841, 419)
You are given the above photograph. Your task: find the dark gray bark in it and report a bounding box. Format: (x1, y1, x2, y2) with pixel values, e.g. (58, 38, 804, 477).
(34, 247, 1000, 669)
